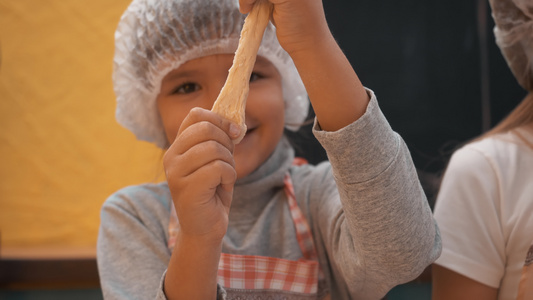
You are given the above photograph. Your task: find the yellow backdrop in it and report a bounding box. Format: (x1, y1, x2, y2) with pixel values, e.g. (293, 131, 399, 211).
(0, 0, 165, 251)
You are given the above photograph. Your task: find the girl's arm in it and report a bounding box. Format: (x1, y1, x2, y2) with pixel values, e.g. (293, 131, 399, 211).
(240, 1, 441, 296)
(240, 0, 369, 131)
(308, 93, 440, 298)
(432, 145, 504, 300)
(164, 232, 222, 299)
(163, 109, 241, 299)
(432, 265, 498, 300)
(289, 29, 369, 132)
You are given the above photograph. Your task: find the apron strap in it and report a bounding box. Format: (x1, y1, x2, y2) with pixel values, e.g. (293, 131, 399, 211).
(284, 172, 318, 261)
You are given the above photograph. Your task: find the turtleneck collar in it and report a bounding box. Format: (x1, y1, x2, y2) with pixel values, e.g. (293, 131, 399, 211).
(231, 136, 295, 213)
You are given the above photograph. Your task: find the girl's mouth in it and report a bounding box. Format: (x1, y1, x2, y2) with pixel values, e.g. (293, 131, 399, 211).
(245, 127, 256, 135)
(239, 127, 256, 142)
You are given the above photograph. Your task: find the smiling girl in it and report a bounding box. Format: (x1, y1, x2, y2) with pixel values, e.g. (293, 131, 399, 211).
(97, 0, 441, 299)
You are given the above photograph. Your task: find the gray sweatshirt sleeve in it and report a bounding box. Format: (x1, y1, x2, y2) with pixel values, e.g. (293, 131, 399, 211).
(311, 89, 441, 299)
(97, 185, 171, 300)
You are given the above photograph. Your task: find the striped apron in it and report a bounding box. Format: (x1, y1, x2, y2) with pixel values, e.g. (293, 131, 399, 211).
(168, 169, 327, 299)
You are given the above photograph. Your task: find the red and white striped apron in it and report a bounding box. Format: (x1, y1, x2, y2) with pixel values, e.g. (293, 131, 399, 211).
(168, 169, 327, 298)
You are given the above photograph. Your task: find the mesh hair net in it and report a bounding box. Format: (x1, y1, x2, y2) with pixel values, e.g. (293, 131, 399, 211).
(113, 0, 309, 149)
(489, 0, 533, 91)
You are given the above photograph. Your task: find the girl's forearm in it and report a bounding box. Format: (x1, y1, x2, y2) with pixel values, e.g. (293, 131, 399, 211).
(289, 30, 369, 132)
(164, 231, 222, 299)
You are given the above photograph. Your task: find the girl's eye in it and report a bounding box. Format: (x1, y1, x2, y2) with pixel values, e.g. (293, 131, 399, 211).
(172, 82, 200, 94)
(249, 72, 264, 83)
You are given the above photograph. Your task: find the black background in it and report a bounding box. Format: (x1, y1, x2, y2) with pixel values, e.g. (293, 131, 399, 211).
(289, 0, 527, 207)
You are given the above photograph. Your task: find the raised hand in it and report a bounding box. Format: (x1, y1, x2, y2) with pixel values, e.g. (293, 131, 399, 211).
(163, 107, 242, 242)
(239, 0, 330, 56)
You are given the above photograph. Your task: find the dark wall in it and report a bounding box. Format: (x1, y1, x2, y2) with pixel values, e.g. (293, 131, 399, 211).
(290, 0, 527, 205)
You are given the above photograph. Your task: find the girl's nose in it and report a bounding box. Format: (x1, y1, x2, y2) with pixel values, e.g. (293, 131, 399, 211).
(205, 78, 228, 109)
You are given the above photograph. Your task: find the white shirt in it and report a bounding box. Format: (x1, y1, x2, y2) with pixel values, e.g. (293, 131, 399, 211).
(434, 125, 533, 300)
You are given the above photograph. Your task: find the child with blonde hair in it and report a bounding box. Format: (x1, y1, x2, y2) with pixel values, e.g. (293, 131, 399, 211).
(432, 0, 533, 299)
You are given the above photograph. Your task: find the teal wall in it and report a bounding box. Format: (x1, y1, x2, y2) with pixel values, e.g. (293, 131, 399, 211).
(0, 289, 103, 300)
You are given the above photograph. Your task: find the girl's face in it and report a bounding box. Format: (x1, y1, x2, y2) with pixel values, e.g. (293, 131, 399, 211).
(156, 54, 285, 179)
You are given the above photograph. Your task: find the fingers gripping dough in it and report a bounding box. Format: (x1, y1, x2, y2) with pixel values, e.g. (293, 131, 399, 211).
(211, 0, 273, 144)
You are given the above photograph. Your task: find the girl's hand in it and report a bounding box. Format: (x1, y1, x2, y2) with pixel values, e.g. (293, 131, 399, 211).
(239, 0, 330, 56)
(163, 108, 241, 243)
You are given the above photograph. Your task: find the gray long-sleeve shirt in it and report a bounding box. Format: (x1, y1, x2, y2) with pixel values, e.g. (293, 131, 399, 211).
(97, 90, 441, 300)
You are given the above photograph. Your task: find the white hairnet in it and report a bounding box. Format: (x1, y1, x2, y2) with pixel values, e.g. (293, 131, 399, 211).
(113, 0, 309, 149)
(489, 0, 533, 91)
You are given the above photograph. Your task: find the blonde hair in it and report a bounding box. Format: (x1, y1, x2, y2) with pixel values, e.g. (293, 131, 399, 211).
(477, 91, 533, 149)
(482, 0, 533, 145)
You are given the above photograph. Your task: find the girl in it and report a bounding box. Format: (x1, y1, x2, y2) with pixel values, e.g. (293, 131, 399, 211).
(432, 0, 533, 299)
(97, 0, 441, 299)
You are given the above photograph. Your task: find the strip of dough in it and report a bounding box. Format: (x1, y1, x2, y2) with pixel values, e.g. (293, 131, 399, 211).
(211, 0, 273, 144)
